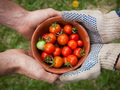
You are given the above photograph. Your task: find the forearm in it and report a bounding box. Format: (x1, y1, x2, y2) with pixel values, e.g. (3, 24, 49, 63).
(0, 51, 19, 76)
(0, 0, 28, 30)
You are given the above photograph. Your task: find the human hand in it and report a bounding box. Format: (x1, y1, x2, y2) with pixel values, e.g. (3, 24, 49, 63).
(57, 10, 120, 83)
(0, 49, 59, 83)
(16, 8, 61, 40)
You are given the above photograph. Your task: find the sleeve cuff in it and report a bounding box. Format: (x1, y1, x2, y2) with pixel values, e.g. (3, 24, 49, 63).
(115, 9, 120, 17)
(99, 44, 120, 70)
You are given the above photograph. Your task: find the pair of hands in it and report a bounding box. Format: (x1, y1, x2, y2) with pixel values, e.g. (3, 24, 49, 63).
(1, 7, 120, 83)
(0, 8, 61, 83)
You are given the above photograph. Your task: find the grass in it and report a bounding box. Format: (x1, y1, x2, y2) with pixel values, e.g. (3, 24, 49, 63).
(0, 0, 120, 90)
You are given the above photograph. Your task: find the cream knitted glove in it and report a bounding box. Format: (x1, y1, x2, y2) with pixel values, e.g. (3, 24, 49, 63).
(58, 10, 120, 83)
(59, 44, 120, 83)
(62, 10, 120, 43)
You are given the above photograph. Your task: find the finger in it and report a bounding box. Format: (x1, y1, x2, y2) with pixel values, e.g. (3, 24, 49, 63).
(16, 53, 59, 83)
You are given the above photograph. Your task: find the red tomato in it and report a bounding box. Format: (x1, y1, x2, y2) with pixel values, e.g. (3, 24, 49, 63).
(63, 24, 72, 34)
(77, 40, 83, 47)
(57, 34, 69, 45)
(44, 33, 56, 43)
(62, 46, 72, 56)
(42, 33, 49, 41)
(53, 47, 61, 56)
(69, 34, 79, 41)
(73, 48, 85, 58)
(41, 52, 51, 60)
(44, 43, 55, 53)
(68, 40, 77, 50)
(53, 56, 64, 68)
(66, 55, 78, 66)
(49, 23, 61, 34)
(63, 57, 67, 64)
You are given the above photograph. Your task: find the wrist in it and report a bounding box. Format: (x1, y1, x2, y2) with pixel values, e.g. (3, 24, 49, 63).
(12, 10, 30, 31)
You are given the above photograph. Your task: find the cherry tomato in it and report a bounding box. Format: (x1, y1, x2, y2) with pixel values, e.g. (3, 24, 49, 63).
(49, 23, 61, 34)
(36, 40, 46, 50)
(62, 46, 72, 56)
(53, 47, 61, 56)
(41, 51, 51, 60)
(66, 55, 78, 66)
(57, 34, 69, 45)
(68, 40, 77, 50)
(44, 43, 55, 53)
(53, 56, 64, 68)
(42, 33, 49, 41)
(63, 24, 72, 34)
(73, 48, 85, 58)
(77, 40, 83, 47)
(46, 33, 56, 43)
(69, 34, 79, 41)
(63, 57, 67, 64)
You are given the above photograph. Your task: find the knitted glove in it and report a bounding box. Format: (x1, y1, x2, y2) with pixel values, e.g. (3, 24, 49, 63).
(58, 10, 120, 83)
(62, 10, 120, 43)
(59, 44, 120, 83)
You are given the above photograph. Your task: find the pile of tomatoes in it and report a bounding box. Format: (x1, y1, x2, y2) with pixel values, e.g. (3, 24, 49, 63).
(36, 23, 85, 68)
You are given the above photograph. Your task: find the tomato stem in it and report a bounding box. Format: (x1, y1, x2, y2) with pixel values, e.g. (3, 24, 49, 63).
(72, 27, 77, 34)
(43, 56, 53, 63)
(64, 62, 73, 67)
(55, 29, 64, 36)
(44, 36, 51, 42)
(51, 23, 57, 28)
(43, 56, 56, 67)
(50, 61, 55, 67)
(80, 49, 85, 56)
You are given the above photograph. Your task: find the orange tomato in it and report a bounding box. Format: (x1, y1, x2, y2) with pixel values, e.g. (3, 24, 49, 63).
(57, 34, 69, 45)
(53, 56, 64, 68)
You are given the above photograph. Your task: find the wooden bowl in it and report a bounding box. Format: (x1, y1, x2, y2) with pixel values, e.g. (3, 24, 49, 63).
(31, 16, 90, 74)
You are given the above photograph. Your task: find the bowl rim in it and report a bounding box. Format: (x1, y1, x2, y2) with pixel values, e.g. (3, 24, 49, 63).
(31, 16, 90, 74)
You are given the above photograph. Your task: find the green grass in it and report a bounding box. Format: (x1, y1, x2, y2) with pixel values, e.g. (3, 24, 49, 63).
(0, 0, 120, 90)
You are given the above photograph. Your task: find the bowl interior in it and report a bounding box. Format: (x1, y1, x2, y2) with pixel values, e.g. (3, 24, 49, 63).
(31, 16, 90, 74)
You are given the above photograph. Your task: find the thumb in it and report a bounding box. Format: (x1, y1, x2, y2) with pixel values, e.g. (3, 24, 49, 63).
(44, 8, 61, 18)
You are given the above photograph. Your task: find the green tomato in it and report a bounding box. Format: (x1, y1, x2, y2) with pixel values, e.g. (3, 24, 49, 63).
(36, 40, 46, 50)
